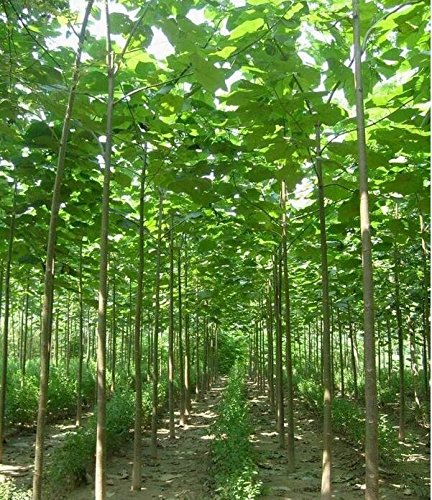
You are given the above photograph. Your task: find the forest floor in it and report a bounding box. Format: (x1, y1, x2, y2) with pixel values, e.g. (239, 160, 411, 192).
(248, 382, 430, 499)
(66, 382, 225, 499)
(2, 379, 429, 499)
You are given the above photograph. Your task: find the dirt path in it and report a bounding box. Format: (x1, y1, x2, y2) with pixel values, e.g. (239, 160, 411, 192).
(1, 419, 86, 491)
(248, 384, 425, 500)
(67, 382, 225, 499)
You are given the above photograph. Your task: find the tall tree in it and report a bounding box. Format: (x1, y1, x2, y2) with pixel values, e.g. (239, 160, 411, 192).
(131, 152, 146, 491)
(32, 4, 94, 498)
(316, 124, 332, 499)
(281, 180, 295, 471)
(353, 0, 379, 497)
(0, 183, 16, 462)
(95, 1, 115, 497)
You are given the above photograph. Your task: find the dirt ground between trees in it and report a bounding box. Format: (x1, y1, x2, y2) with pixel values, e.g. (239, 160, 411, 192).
(2, 379, 430, 499)
(66, 383, 224, 499)
(248, 383, 430, 500)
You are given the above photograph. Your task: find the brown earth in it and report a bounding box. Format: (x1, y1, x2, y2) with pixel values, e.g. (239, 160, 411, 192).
(2, 380, 429, 499)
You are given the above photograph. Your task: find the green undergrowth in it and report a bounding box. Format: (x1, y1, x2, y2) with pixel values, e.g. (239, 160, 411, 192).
(5, 359, 96, 429)
(211, 363, 261, 500)
(45, 379, 168, 498)
(0, 480, 32, 500)
(296, 376, 406, 465)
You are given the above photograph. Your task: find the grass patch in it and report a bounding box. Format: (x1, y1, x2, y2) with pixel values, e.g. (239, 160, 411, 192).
(211, 363, 261, 499)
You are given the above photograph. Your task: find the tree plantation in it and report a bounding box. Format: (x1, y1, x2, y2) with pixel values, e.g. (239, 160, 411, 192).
(0, 0, 429, 499)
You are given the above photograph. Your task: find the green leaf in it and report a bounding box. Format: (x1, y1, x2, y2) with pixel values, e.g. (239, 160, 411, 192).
(109, 12, 133, 34)
(24, 122, 57, 148)
(284, 3, 304, 21)
(229, 18, 264, 40)
(384, 172, 424, 195)
(191, 55, 225, 93)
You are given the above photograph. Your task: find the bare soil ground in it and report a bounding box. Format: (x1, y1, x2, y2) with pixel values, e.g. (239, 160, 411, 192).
(2, 380, 429, 499)
(248, 383, 430, 500)
(66, 383, 224, 499)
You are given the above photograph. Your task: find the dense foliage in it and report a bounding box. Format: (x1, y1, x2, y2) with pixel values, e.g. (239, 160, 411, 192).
(0, 0, 428, 498)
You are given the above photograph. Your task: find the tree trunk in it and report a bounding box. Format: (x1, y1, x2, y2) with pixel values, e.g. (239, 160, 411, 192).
(281, 180, 295, 471)
(266, 292, 276, 413)
(0, 185, 17, 462)
(394, 246, 405, 441)
(95, 3, 115, 496)
(273, 252, 285, 449)
(111, 272, 116, 390)
(21, 279, 30, 378)
(316, 124, 332, 500)
(386, 316, 392, 379)
(168, 214, 175, 439)
(131, 156, 146, 491)
(178, 243, 186, 425)
(195, 313, 201, 402)
(353, 1, 379, 495)
(76, 240, 84, 427)
(337, 308, 345, 397)
(151, 191, 163, 459)
(184, 252, 191, 415)
(418, 210, 430, 397)
(32, 4, 93, 497)
(347, 304, 359, 400)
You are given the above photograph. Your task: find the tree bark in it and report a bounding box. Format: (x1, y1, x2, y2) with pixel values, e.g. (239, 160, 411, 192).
(178, 242, 186, 425)
(0, 185, 17, 462)
(273, 252, 285, 449)
(316, 124, 332, 500)
(281, 180, 295, 471)
(76, 240, 84, 427)
(151, 191, 163, 459)
(394, 245, 405, 441)
(337, 308, 345, 397)
(168, 214, 175, 439)
(31, 5, 93, 496)
(353, 1, 379, 495)
(95, 2, 115, 496)
(131, 155, 146, 491)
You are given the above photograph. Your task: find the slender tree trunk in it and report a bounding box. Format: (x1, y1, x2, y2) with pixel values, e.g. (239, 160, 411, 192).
(407, 314, 420, 406)
(184, 253, 191, 415)
(21, 279, 30, 377)
(422, 308, 429, 396)
(32, 4, 93, 497)
(111, 273, 116, 390)
(178, 243, 186, 425)
(337, 308, 345, 397)
(127, 279, 133, 376)
(195, 314, 201, 402)
(0, 264, 3, 338)
(95, 3, 115, 497)
(0, 185, 17, 461)
(353, 1, 379, 495)
(76, 240, 84, 427)
(386, 316, 392, 379)
(203, 318, 209, 392)
(347, 304, 359, 400)
(168, 214, 175, 439)
(131, 156, 146, 491)
(184, 310, 191, 415)
(315, 124, 332, 500)
(281, 180, 295, 470)
(394, 246, 405, 441)
(418, 210, 430, 397)
(151, 191, 163, 459)
(274, 252, 285, 449)
(66, 293, 71, 375)
(266, 289, 274, 414)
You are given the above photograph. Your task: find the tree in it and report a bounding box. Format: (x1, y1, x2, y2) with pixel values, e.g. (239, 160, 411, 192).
(353, 0, 379, 497)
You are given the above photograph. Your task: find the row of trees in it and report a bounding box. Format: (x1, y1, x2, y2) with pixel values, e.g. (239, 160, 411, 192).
(0, 0, 429, 499)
